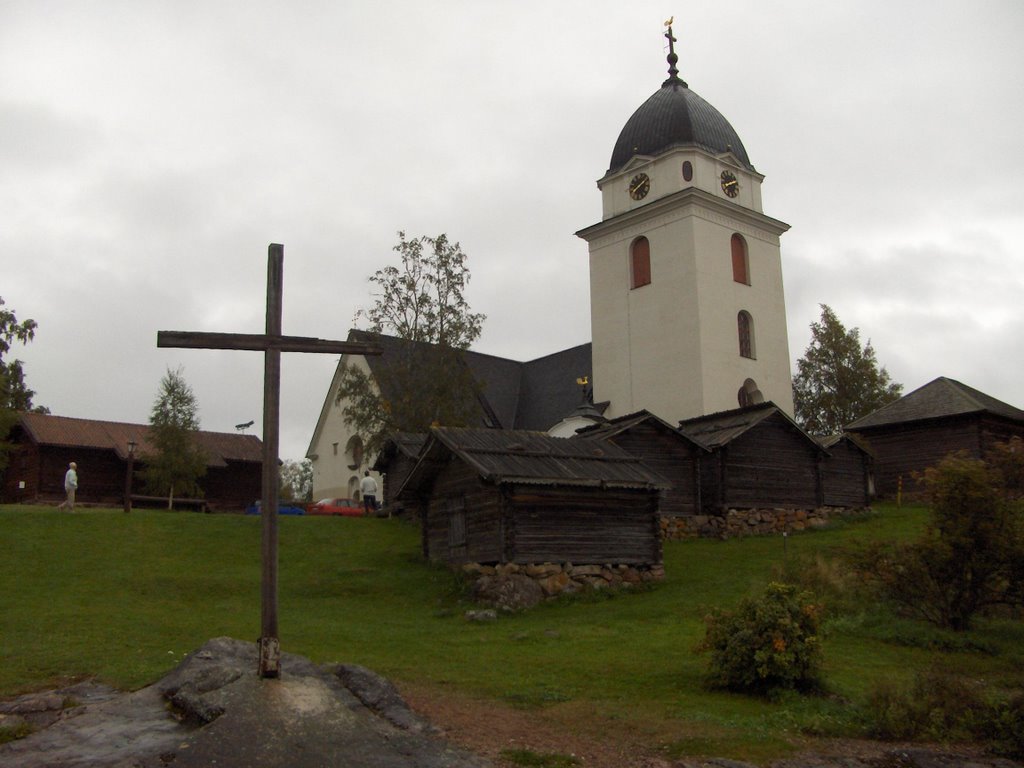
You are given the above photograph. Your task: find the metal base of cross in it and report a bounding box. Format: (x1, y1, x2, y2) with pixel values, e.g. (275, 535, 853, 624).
(258, 636, 281, 678)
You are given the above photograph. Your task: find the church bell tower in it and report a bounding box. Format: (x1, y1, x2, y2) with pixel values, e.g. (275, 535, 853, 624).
(576, 22, 794, 423)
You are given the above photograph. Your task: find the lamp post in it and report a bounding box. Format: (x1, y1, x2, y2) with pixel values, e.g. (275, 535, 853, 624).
(124, 439, 137, 514)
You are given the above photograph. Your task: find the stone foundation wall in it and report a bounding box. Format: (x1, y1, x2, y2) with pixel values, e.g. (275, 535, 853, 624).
(660, 506, 868, 540)
(462, 561, 665, 608)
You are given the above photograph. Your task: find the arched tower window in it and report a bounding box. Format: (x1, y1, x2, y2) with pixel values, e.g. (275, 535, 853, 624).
(731, 233, 749, 285)
(737, 378, 764, 407)
(738, 311, 755, 358)
(630, 236, 651, 289)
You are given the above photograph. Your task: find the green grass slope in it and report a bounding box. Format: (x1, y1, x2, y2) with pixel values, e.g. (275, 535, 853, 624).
(1, 504, 1020, 761)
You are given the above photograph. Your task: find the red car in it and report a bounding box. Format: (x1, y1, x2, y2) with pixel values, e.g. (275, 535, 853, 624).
(306, 497, 364, 517)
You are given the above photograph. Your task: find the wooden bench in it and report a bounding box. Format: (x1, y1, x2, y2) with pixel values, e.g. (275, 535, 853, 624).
(131, 494, 208, 513)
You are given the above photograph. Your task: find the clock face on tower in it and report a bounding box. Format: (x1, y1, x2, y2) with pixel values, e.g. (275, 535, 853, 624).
(628, 173, 650, 200)
(720, 170, 739, 198)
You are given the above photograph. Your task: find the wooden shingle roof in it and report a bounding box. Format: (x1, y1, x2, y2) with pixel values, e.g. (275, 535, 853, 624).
(677, 402, 824, 453)
(818, 432, 875, 457)
(846, 377, 1024, 431)
(17, 412, 263, 467)
(401, 426, 670, 494)
(575, 409, 708, 452)
(371, 432, 427, 472)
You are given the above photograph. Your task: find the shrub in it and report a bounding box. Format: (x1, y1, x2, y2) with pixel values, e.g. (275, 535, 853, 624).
(865, 667, 1024, 758)
(697, 582, 823, 695)
(981, 692, 1024, 759)
(866, 666, 985, 741)
(988, 436, 1024, 499)
(852, 451, 1024, 630)
(773, 552, 865, 620)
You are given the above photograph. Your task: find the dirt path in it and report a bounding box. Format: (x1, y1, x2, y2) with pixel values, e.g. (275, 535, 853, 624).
(399, 681, 1022, 768)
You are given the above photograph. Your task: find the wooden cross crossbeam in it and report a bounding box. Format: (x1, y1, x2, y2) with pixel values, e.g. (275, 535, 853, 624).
(157, 331, 376, 355)
(157, 243, 381, 678)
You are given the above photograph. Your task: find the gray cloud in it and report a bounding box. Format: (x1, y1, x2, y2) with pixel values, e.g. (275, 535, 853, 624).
(3, 1, 1023, 461)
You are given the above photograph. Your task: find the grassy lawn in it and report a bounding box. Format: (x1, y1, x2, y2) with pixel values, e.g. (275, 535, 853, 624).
(1, 503, 1021, 762)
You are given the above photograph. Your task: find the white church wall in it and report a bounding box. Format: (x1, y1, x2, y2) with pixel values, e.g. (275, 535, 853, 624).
(307, 353, 382, 501)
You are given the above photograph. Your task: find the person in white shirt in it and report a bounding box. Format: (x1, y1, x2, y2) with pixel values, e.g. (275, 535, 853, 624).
(359, 471, 378, 516)
(58, 461, 78, 512)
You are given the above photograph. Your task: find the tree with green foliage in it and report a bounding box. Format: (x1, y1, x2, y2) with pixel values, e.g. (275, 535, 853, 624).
(280, 458, 313, 502)
(0, 297, 48, 474)
(854, 447, 1024, 630)
(336, 232, 485, 454)
(697, 582, 823, 695)
(143, 366, 206, 509)
(792, 304, 902, 434)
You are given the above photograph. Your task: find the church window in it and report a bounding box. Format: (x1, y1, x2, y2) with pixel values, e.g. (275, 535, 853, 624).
(738, 311, 755, 358)
(731, 234, 749, 284)
(682, 161, 693, 181)
(631, 237, 651, 289)
(737, 378, 763, 407)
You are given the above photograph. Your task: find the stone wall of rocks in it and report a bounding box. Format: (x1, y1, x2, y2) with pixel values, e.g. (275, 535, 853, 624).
(660, 506, 868, 540)
(462, 561, 665, 610)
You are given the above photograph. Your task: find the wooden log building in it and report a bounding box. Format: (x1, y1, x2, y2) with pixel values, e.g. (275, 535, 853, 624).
(677, 402, 826, 514)
(371, 432, 427, 517)
(817, 433, 874, 508)
(846, 377, 1024, 498)
(575, 410, 707, 517)
(398, 426, 669, 568)
(2, 412, 263, 511)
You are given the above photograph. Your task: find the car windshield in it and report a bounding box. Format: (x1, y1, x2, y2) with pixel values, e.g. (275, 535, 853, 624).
(316, 498, 333, 505)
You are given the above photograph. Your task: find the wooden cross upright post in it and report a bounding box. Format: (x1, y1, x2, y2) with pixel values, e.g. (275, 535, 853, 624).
(158, 243, 381, 678)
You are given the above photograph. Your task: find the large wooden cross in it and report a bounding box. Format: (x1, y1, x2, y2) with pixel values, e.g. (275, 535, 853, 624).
(158, 243, 380, 678)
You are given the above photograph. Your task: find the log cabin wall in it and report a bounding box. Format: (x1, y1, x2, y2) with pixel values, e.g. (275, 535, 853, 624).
(202, 461, 262, 511)
(854, 415, 982, 497)
(2, 414, 263, 509)
(15, 446, 124, 504)
(423, 458, 504, 564)
(1, 438, 40, 502)
(979, 415, 1024, 454)
(819, 440, 871, 508)
(697, 450, 724, 514)
(506, 485, 662, 566)
(713, 414, 820, 510)
(2, 442, 260, 510)
(381, 453, 418, 515)
(605, 423, 700, 516)
(855, 414, 1024, 498)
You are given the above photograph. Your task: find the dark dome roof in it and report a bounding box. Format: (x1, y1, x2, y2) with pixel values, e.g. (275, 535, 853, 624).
(608, 77, 752, 174)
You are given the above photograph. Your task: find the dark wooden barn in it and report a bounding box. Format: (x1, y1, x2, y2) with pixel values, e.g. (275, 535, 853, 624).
(575, 410, 706, 517)
(371, 432, 427, 517)
(817, 433, 873, 508)
(2, 412, 263, 511)
(678, 402, 826, 514)
(398, 426, 669, 568)
(846, 377, 1024, 497)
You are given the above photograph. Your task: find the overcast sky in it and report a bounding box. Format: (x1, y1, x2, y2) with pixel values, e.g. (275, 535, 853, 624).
(3, 1, 1023, 462)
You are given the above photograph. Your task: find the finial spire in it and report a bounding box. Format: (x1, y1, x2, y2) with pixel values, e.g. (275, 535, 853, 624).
(663, 17, 687, 88)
